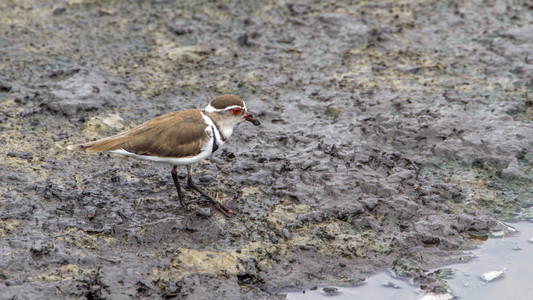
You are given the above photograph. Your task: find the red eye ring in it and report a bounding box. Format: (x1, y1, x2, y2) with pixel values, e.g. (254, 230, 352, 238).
(232, 108, 241, 115)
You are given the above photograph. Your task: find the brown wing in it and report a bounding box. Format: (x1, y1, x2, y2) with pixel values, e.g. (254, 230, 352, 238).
(68, 109, 209, 158)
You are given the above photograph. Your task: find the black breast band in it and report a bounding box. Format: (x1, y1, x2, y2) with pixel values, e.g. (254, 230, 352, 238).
(211, 126, 219, 153)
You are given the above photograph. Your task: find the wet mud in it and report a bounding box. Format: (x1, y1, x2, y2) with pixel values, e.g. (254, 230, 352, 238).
(1, 0, 532, 299)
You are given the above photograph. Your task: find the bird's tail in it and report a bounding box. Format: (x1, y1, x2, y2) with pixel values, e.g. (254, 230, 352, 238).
(67, 143, 93, 151)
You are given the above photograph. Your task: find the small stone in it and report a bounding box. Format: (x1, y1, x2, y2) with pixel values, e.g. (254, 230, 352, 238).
(268, 232, 279, 243)
(53, 7, 66, 15)
(0, 81, 11, 92)
(274, 228, 293, 240)
(196, 207, 212, 218)
(0, 271, 11, 280)
(500, 158, 529, 181)
(256, 260, 271, 271)
(322, 287, 340, 296)
(167, 21, 194, 35)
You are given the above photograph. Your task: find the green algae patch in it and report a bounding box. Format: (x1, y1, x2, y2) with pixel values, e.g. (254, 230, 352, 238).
(420, 156, 533, 221)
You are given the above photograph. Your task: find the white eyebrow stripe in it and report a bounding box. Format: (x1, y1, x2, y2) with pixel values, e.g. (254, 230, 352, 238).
(204, 104, 246, 112)
(224, 105, 245, 111)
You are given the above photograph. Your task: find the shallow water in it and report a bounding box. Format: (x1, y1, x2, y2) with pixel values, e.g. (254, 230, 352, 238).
(286, 222, 533, 300)
(444, 222, 533, 300)
(285, 273, 419, 300)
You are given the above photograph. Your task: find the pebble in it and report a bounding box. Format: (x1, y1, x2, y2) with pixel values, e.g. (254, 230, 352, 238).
(480, 269, 506, 282)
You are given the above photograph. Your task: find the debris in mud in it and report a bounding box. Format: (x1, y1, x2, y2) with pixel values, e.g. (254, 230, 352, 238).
(322, 286, 340, 296)
(480, 269, 506, 282)
(382, 281, 401, 289)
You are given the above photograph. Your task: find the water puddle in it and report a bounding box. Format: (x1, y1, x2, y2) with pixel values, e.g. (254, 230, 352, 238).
(443, 222, 533, 299)
(284, 272, 419, 299)
(285, 222, 533, 299)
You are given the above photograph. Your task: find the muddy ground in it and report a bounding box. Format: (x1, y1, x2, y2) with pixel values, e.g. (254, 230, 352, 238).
(1, 0, 532, 299)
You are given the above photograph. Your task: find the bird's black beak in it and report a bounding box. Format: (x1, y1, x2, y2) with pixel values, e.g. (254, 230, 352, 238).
(244, 113, 261, 126)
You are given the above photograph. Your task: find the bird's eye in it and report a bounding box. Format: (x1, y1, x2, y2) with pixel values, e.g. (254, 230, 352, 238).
(232, 108, 241, 115)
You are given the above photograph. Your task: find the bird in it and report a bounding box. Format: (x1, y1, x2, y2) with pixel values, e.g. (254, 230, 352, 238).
(67, 95, 261, 216)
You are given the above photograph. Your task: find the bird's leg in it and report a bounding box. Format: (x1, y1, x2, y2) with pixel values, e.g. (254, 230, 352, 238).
(171, 166, 186, 208)
(186, 166, 233, 216)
